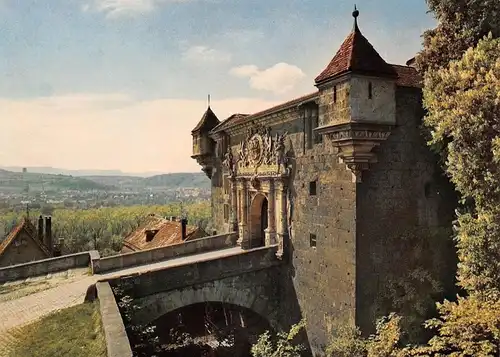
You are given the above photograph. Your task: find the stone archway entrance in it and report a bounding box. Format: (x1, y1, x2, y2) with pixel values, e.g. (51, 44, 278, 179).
(250, 194, 268, 248)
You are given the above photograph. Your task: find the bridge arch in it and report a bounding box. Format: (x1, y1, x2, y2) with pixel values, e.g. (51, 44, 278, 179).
(132, 279, 279, 330)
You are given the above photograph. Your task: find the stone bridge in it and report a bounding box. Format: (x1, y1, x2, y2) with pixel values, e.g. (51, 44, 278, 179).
(0, 233, 295, 357)
(107, 245, 284, 330)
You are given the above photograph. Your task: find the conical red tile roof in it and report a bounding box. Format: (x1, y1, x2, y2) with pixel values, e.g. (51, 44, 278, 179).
(315, 11, 396, 84)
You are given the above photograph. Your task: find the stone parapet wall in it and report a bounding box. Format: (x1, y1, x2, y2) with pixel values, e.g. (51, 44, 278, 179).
(110, 245, 282, 299)
(94, 232, 238, 274)
(0, 233, 238, 283)
(96, 282, 133, 357)
(0, 251, 97, 283)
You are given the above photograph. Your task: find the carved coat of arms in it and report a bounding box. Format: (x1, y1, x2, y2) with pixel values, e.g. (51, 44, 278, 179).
(236, 126, 288, 175)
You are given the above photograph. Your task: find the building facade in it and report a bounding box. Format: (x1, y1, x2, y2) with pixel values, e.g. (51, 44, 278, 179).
(0, 215, 55, 267)
(192, 9, 457, 355)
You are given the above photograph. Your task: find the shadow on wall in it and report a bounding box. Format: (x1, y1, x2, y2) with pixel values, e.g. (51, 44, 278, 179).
(281, 143, 312, 355)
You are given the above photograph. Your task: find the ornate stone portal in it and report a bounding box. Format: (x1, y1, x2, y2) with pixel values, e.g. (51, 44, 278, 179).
(222, 126, 290, 259)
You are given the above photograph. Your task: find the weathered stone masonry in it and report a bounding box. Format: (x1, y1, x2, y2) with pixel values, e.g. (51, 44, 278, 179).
(191, 8, 457, 356)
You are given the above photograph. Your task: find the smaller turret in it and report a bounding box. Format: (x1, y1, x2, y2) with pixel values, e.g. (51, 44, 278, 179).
(191, 97, 220, 178)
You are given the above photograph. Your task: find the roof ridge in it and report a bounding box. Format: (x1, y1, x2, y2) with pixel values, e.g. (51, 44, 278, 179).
(0, 219, 51, 259)
(211, 92, 318, 133)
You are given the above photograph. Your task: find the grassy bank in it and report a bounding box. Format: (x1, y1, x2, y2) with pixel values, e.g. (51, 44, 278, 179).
(7, 302, 107, 357)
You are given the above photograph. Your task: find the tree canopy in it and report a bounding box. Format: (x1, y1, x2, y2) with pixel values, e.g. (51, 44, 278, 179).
(417, 0, 500, 73)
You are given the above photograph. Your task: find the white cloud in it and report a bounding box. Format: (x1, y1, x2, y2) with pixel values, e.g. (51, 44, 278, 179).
(85, 0, 190, 18)
(230, 63, 306, 95)
(182, 46, 232, 64)
(0, 94, 280, 173)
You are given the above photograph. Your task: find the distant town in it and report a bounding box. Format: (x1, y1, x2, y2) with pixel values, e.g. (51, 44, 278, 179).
(0, 166, 210, 211)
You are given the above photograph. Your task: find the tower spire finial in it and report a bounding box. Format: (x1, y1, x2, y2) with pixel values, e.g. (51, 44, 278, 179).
(352, 4, 360, 31)
(208, 94, 211, 108)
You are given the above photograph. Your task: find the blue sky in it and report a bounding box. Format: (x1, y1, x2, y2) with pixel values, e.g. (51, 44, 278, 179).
(0, 0, 435, 173)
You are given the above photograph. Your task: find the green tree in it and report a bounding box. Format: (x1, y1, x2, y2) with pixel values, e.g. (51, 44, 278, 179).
(251, 320, 306, 357)
(423, 34, 500, 294)
(416, 0, 500, 74)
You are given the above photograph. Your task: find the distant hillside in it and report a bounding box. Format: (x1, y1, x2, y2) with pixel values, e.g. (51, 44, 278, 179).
(0, 170, 112, 193)
(143, 173, 210, 189)
(0, 168, 209, 194)
(0, 166, 166, 177)
(84, 172, 210, 190)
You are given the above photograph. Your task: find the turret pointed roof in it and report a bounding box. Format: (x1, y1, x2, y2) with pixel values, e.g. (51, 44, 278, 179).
(191, 105, 220, 134)
(315, 6, 397, 85)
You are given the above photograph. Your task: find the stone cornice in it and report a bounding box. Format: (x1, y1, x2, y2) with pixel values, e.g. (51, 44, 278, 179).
(315, 122, 394, 183)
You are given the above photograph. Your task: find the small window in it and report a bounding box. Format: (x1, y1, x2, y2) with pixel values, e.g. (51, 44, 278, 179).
(310, 234, 317, 248)
(309, 180, 317, 196)
(368, 82, 373, 99)
(333, 86, 337, 103)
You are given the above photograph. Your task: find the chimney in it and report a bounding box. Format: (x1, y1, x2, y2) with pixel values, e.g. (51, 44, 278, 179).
(170, 216, 177, 222)
(181, 218, 188, 240)
(44, 216, 53, 255)
(53, 238, 64, 257)
(38, 215, 44, 241)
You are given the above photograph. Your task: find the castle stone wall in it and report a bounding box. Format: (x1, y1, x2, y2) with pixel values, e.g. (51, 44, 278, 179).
(355, 87, 457, 335)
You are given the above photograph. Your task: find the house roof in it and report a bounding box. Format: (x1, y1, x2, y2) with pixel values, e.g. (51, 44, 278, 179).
(0, 218, 51, 258)
(314, 9, 397, 84)
(192, 106, 221, 134)
(391, 64, 422, 88)
(122, 214, 204, 252)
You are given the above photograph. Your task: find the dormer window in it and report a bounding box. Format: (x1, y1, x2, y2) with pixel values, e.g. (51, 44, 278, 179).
(368, 82, 373, 99)
(145, 229, 159, 242)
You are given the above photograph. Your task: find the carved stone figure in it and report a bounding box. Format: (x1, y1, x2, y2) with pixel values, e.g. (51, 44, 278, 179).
(274, 132, 287, 172)
(239, 139, 248, 167)
(263, 127, 273, 165)
(223, 147, 235, 177)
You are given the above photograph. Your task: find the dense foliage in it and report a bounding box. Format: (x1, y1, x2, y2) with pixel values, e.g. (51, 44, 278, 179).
(251, 320, 306, 357)
(416, 0, 500, 73)
(423, 33, 500, 294)
(0, 201, 211, 256)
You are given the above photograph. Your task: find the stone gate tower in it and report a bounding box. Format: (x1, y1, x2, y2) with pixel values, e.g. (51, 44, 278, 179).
(191, 8, 457, 356)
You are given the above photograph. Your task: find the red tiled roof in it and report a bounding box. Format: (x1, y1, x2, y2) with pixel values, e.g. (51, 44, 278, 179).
(192, 106, 220, 133)
(122, 214, 205, 252)
(211, 92, 318, 133)
(391, 64, 422, 88)
(0, 219, 51, 258)
(315, 23, 396, 84)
